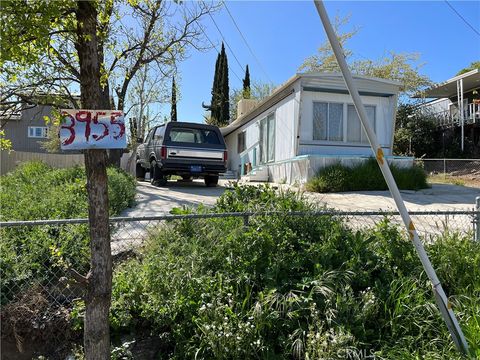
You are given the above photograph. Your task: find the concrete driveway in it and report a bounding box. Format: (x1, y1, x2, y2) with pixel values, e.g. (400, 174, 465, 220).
(121, 181, 479, 217)
(120, 179, 228, 217)
(305, 184, 479, 211)
(111, 181, 478, 254)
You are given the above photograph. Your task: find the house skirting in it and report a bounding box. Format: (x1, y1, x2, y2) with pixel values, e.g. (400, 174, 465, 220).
(264, 154, 414, 185)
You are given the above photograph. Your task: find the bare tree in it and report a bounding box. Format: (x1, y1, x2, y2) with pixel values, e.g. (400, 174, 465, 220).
(1, 0, 218, 164)
(125, 63, 167, 173)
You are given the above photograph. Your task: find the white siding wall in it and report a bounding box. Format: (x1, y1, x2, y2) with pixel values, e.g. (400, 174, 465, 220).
(224, 90, 299, 175)
(299, 91, 396, 156)
(274, 94, 297, 162)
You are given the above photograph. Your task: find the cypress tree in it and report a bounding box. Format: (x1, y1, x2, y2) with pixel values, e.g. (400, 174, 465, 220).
(206, 43, 230, 126)
(219, 43, 230, 126)
(242, 65, 251, 99)
(209, 50, 222, 124)
(170, 76, 177, 122)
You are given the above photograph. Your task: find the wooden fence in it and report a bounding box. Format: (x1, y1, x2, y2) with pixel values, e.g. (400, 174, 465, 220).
(0, 151, 134, 175)
(0, 151, 85, 175)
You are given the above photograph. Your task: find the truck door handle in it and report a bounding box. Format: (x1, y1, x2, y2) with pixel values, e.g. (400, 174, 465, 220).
(170, 152, 176, 155)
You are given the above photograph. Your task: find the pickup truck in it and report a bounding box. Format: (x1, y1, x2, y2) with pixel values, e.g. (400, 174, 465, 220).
(136, 122, 227, 187)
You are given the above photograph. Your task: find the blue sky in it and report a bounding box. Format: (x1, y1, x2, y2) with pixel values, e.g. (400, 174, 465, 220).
(172, 1, 480, 123)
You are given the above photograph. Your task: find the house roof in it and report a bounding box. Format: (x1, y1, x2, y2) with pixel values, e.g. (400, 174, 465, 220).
(221, 72, 401, 137)
(414, 69, 480, 99)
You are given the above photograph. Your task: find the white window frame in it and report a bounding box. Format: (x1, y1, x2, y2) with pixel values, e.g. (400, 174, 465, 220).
(28, 126, 48, 138)
(311, 101, 376, 144)
(259, 112, 275, 164)
(313, 101, 344, 142)
(346, 104, 376, 144)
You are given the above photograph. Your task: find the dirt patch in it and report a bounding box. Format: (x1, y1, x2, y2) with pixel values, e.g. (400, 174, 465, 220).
(1, 286, 80, 359)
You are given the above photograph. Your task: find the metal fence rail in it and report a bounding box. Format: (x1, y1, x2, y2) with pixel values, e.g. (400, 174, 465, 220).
(1, 209, 479, 357)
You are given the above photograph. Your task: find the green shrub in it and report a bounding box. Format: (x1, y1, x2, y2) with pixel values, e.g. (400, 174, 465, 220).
(305, 158, 428, 193)
(109, 185, 479, 359)
(0, 161, 136, 304)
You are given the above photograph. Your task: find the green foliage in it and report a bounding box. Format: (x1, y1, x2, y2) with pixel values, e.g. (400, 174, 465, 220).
(456, 61, 480, 76)
(110, 185, 479, 359)
(242, 65, 251, 99)
(394, 103, 438, 157)
(0, 162, 136, 304)
(0, 129, 12, 151)
(0, 0, 76, 77)
(207, 43, 230, 127)
(229, 80, 276, 120)
(305, 158, 428, 193)
(298, 15, 431, 99)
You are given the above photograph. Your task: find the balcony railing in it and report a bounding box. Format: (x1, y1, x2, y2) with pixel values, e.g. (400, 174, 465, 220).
(425, 101, 480, 127)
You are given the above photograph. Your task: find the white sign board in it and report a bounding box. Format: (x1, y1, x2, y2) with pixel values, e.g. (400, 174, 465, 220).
(60, 109, 126, 150)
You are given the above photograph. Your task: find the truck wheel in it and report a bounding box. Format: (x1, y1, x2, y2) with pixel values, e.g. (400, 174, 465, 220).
(136, 163, 146, 180)
(204, 175, 219, 187)
(150, 160, 162, 185)
(182, 175, 192, 182)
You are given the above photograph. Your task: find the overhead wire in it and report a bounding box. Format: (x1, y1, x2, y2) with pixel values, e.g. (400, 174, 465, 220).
(222, 1, 274, 84)
(186, 3, 243, 82)
(206, 9, 246, 75)
(444, 0, 480, 37)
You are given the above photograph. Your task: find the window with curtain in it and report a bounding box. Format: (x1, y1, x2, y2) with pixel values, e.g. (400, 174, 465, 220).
(313, 102, 343, 141)
(347, 105, 376, 143)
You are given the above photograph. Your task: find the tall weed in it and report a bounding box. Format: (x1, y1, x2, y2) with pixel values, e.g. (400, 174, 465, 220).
(110, 185, 479, 358)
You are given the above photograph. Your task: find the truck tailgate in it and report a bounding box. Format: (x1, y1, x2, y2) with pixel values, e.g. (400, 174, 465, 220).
(167, 147, 224, 160)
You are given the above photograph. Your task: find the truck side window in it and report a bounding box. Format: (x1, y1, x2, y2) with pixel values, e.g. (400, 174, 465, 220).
(145, 128, 155, 143)
(154, 126, 164, 141)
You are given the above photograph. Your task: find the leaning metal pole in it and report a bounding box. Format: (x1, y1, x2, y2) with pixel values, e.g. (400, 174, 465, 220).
(313, 0, 469, 354)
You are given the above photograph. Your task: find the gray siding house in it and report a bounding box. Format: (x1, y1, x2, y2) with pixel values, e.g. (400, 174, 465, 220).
(1, 105, 54, 153)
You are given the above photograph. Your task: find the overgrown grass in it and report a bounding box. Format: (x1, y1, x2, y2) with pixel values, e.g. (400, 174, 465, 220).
(107, 184, 479, 359)
(428, 174, 466, 186)
(305, 158, 428, 193)
(0, 161, 136, 304)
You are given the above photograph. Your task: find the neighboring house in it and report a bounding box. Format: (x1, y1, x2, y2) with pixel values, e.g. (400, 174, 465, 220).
(415, 69, 480, 151)
(1, 104, 54, 153)
(221, 72, 408, 184)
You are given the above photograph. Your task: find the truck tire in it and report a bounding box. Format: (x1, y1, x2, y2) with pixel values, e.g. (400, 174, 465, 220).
(136, 163, 146, 180)
(150, 160, 164, 186)
(204, 175, 218, 187)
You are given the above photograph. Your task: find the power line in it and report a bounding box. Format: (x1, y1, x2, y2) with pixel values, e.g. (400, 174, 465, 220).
(444, 0, 480, 37)
(185, 4, 243, 83)
(206, 10, 246, 75)
(222, 1, 274, 84)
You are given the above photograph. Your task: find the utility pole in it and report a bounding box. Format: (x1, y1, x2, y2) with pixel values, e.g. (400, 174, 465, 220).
(313, 0, 469, 354)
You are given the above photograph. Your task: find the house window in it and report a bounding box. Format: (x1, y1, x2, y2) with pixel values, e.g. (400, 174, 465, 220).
(237, 131, 246, 153)
(313, 102, 343, 141)
(346, 105, 376, 143)
(259, 113, 275, 164)
(28, 126, 48, 138)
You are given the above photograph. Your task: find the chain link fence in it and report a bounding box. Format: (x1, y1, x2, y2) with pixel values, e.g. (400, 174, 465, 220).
(1, 209, 479, 358)
(415, 158, 480, 180)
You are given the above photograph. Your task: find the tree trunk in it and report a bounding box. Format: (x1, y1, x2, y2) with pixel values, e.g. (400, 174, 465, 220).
(75, 1, 112, 358)
(83, 149, 112, 359)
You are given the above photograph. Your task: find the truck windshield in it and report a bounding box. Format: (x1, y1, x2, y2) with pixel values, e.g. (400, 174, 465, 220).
(168, 128, 221, 144)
